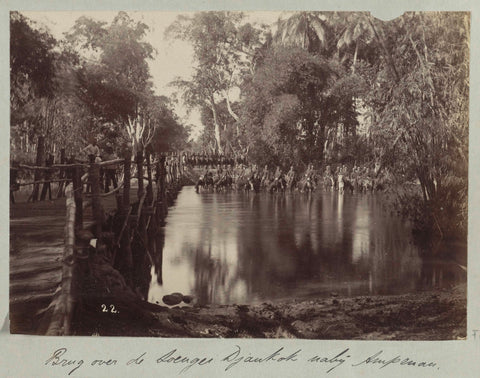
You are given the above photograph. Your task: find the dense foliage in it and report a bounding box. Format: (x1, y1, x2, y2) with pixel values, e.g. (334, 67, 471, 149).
(10, 11, 190, 165)
(167, 11, 468, 240)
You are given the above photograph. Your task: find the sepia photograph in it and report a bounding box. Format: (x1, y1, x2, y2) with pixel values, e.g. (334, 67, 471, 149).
(9, 9, 468, 341)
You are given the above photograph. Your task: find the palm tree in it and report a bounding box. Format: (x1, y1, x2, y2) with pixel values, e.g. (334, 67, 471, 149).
(336, 12, 374, 74)
(335, 12, 399, 81)
(274, 12, 329, 53)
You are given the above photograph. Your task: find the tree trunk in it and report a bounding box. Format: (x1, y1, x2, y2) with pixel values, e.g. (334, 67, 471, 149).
(225, 93, 241, 137)
(210, 100, 223, 154)
(352, 39, 359, 74)
(317, 124, 326, 163)
(368, 16, 400, 82)
(303, 25, 307, 50)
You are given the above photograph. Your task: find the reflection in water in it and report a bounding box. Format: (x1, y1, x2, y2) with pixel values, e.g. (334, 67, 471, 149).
(148, 187, 466, 306)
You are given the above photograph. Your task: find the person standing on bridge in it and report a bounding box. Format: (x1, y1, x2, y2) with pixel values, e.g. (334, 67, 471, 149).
(81, 137, 101, 193)
(82, 136, 100, 164)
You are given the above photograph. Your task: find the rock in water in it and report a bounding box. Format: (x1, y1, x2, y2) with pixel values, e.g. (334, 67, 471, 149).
(182, 295, 194, 304)
(163, 294, 183, 306)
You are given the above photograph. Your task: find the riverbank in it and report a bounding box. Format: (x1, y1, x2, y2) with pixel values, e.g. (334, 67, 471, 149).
(73, 259, 466, 340)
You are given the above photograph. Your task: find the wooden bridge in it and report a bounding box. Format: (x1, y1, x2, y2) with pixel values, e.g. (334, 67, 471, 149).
(10, 151, 190, 335)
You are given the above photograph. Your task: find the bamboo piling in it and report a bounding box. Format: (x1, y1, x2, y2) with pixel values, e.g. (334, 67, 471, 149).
(45, 183, 76, 336)
(37, 150, 184, 334)
(89, 163, 103, 241)
(56, 148, 66, 199)
(72, 166, 83, 231)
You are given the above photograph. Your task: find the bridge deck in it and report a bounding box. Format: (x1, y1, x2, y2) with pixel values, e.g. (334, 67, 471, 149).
(9, 189, 120, 333)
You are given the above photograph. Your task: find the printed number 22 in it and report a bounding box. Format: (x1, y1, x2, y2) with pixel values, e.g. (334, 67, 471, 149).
(101, 304, 118, 314)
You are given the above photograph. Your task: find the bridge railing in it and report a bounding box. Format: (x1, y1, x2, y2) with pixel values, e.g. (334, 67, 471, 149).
(10, 151, 185, 203)
(10, 151, 185, 336)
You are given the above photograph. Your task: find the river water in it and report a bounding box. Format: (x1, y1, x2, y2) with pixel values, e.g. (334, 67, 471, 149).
(148, 186, 466, 306)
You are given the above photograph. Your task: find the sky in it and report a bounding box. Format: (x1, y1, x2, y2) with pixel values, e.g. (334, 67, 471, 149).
(22, 11, 282, 140)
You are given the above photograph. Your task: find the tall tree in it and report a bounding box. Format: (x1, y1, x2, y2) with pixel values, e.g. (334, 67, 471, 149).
(10, 12, 63, 200)
(335, 12, 375, 74)
(67, 12, 159, 155)
(274, 12, 330, 53)
(166, 11, 267, 153)
(365, 12, 469, 238)
(240, 46, 358, 167)
(10, 11, 56, 116)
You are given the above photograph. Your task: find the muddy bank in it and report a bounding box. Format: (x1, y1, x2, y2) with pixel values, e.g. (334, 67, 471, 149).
(73, 258, 466, 340)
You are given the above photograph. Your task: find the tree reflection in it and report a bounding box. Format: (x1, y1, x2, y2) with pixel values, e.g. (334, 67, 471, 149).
(148, 187, 465, 305)
(152, 229, 165, 285)
(192, 245, 229, 304)
(417, 258, 466, 290)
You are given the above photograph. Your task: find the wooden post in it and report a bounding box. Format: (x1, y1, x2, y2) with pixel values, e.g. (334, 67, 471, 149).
(156, 155, 167, 225)
(57, 149, 66, 198)
(115, 191, 122, 213)
(154, 230, 164, 285)
(153, 156, 160, 224)
(147, 207, 159, 284)
(146, 151, 153, 205)
(123, 156, 131, 216)
(136, 150, 144, 200)
(72, 166, 83, 231)
(136, 151, 149, 288)
(31, 135, 45, 202)
(40, 153, 54, 201)
(119, 156, 133, 286)
(10, 167, 19, 204)
(172, 156, 177, 182)
(89, 162, 103, 242)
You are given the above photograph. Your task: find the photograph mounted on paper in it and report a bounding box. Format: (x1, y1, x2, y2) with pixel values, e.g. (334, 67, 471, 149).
(9, 10, 468, 339)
